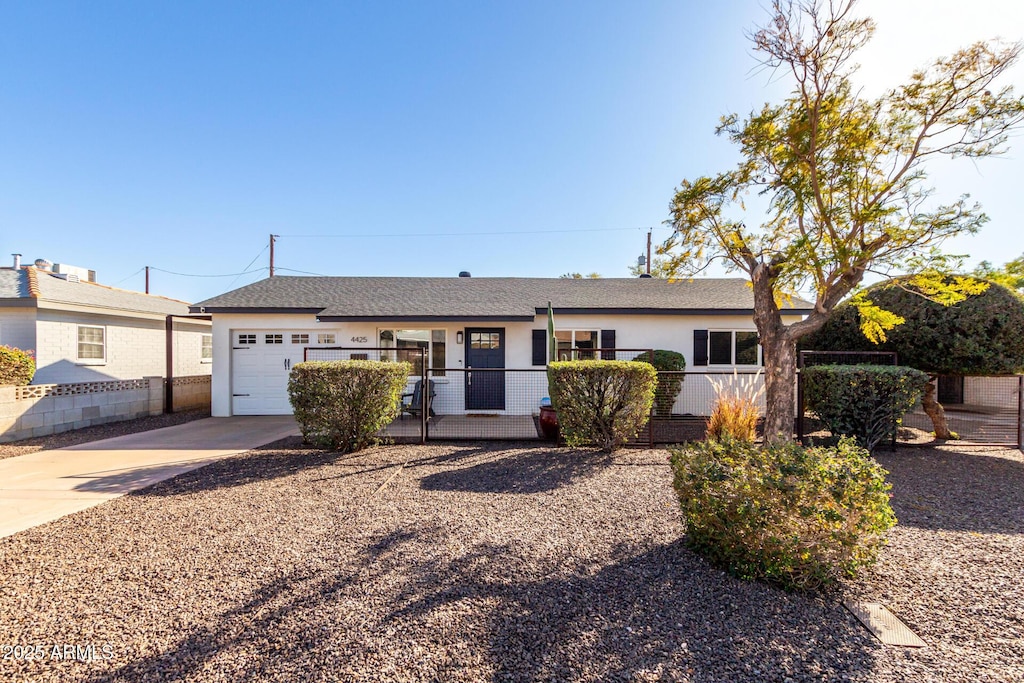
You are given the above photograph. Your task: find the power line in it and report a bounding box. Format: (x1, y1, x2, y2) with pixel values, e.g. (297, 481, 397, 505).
(112, 267, 145, 287)
(149, 266, 268, 278)
(275, 266, 331, 277)
(281, 226, 668, 238)
(227, 244, 270, 289)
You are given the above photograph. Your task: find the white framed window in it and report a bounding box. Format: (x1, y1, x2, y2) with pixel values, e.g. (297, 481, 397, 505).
(379, 329, 446, 377)
(555, 329, 599, 361)
(237, 333, 256, 345)
(77, 325, 106, 363)
(291, 333, 310, 345)
(708, 330, 761, 366)
(317, 333, 336, 345)
(265, 334, 283, 345)
(201, 334, 213, 363)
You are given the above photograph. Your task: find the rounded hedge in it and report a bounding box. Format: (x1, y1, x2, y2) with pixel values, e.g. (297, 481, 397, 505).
(670, 436, 897, 591)
(547, 360, 658, 451)
(0, 345, 35, 386)
(287, 360, 411, 452)
(802, 276, 1024, 375)
(633, 350, 686, 417)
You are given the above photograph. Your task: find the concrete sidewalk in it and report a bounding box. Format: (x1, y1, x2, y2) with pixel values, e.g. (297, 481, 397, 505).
(0, 416, 298, 538)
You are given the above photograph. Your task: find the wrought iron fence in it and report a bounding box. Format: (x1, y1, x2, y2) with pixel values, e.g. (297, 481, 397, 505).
(295, 349, 1024, 450)
(901, 375, 1023, 446)
(798, 350, 897, 367)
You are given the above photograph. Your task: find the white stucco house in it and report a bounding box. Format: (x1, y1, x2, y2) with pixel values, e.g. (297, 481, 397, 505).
(191, 275, 812, 417)
(0, 263, 212, 385)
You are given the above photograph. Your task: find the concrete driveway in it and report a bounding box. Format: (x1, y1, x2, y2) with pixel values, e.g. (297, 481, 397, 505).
(0, 416, 298, 538)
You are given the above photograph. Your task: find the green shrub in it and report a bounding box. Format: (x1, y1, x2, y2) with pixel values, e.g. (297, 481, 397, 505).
(0, 346, 35, 386)
(802, 276, 1024, 375)
(287, 360, 411, 452)
(669, 437, 896, 591)
(802, 365, 929, 451)
(547, 360, 658, 451)
(633, 350, 686, 416)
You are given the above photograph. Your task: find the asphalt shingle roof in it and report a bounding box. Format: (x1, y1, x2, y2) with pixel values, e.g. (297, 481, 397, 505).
(191, 276, 813, 319)
(0, 268, 192, 316)
(0, 270, 30, 299)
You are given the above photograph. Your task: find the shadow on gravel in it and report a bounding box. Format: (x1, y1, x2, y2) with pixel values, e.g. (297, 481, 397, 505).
(78, 532, 882, 683)
(373, 536, 882, 681)
(417, 446, 612, 494)
(877, 448, 1024, 534)
(122, 440, 343, 497)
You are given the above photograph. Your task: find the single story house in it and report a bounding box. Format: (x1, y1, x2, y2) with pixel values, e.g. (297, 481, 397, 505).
(192, 275, 813, 417)
(0, 261, 212, 385)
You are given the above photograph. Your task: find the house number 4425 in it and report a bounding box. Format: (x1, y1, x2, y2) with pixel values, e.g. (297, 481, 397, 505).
(350, 336, 368, 343)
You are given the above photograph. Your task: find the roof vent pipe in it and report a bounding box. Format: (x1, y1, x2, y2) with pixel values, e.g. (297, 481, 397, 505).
(34, 259, 52, 271)
(458, 271, 471, 278)
(12, 254, 21, 269)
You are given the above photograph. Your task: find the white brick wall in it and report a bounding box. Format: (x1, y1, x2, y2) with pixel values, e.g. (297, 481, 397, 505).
(32, 311, 212, 384)
(0, 310, 37, 354)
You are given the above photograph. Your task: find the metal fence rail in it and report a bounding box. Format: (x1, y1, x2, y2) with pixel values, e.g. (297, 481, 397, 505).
(294, 350, 1023, 449)
(901, 375, 1023, 446)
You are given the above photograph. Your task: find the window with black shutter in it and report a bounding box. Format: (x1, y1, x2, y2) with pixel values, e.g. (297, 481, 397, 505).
(693, 329, 709, 366)
(532, 329, 547, 365)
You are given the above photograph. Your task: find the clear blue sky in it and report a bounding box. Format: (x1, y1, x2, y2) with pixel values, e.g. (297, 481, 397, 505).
(1, 0, 1021, 303)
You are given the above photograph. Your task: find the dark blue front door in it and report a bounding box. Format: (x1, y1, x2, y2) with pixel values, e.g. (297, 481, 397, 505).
(465, 328, 505, 410)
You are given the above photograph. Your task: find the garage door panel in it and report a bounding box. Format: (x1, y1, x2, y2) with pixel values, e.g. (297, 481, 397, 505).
(231, 330, 310, 415)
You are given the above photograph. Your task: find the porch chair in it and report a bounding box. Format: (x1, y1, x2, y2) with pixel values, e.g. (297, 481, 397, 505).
(401, 379, 436, 419)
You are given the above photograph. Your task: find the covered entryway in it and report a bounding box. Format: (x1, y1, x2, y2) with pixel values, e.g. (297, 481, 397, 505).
(231, 331, 312, 415)
(465, 328, 506, 411)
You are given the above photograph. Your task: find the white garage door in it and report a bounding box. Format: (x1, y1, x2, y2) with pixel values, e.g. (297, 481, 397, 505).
(231, 331, 314, 415)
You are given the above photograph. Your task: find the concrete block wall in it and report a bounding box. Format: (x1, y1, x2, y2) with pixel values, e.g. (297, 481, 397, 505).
(0, 375, 210, 443)
(171, 375, 212, 412)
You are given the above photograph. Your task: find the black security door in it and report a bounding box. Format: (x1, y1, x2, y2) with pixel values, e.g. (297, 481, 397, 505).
(465, 328, 505, 410)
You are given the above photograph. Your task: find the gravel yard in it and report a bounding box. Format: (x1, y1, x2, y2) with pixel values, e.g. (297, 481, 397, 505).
(0, 409, 211, 460)
(0, 438, 1020, 682)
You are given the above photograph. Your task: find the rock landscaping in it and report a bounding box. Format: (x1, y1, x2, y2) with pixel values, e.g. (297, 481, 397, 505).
(0, 439, 1020, 682)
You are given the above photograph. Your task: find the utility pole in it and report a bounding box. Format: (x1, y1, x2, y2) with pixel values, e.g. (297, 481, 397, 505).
(646, 229, 652, 276)
(269, 234, 277, 277)
(145, 266, 150, 294)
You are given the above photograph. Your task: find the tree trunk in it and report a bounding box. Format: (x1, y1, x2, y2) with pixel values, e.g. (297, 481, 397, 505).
(921, 375, 954, 440)
(760, 327, 798, 444)
(750, 264, 798, 444)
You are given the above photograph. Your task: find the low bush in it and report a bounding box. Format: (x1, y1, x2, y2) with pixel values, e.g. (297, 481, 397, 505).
(547, 360, 658, 451)
(0, 345, 35, 386)
(633, 350, 686, 416)
(669, 437, 896, 591)
(706, 370, 764, 442)
(802, 365, 929, 451)
(287, 360, 411, 452)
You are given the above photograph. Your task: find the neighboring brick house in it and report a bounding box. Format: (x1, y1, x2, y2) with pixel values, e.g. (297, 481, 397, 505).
(0, 263, 212, 385)
(191, 275, 813, 416)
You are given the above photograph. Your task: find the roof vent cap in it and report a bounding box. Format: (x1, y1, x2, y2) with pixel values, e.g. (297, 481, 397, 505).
(34, 258, 52, 271)
(458, 271, 471, 278)
(639, 273, 653, 279)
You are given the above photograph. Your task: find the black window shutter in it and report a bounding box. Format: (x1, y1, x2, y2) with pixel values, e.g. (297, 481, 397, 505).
(693, 329, 709, 366)
(532, 329, 547, 366)
(600, 329, 616, 360)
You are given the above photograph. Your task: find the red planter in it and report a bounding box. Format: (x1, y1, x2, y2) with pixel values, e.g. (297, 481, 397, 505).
(538, 405, 560, 441)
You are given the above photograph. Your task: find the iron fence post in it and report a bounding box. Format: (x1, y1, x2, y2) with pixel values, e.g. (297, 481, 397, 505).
(796, 369, 804, 443)
(420, 348, 427, 445)
(1018, 375, 1023, 452)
